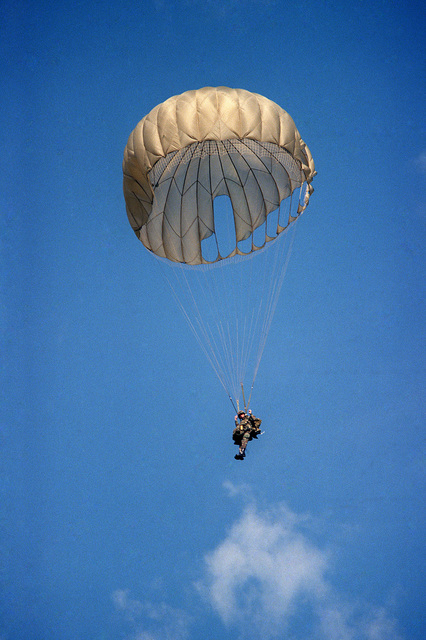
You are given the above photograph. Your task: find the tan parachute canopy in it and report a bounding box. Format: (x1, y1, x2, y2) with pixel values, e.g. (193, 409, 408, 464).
(123, 86, 315, 265)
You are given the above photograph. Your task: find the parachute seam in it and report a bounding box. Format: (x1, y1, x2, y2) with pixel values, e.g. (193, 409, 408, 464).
(215, 142, 252, 260)
(179, 142, 199, 263)
(195, 143, 203, 264)
(209, 142, 221, 261)
(254, 140, 293, 234)
(158, 150, 192, 260)
(227, 139, 267, 246)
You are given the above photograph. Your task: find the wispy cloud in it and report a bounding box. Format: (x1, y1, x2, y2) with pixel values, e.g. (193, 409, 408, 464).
(415, 150, 426, 175)
(112, 590, 191, 640)
(317, 603, 403, 640)
(196, 487, 404, 640)
(222, 479, 254, 498)
(112, 589, 143, 622)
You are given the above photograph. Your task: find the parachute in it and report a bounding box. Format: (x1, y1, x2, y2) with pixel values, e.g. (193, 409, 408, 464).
(123, 87, 315, 409)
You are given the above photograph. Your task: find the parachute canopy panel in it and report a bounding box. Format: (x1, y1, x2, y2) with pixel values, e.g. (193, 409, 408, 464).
(123, 87, 315, 265)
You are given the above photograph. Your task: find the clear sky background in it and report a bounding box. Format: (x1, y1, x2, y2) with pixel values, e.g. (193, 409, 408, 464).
(2, 1, 425, 639)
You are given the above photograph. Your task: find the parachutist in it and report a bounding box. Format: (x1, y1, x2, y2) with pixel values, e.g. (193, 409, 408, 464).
(232, 409, 262, 460)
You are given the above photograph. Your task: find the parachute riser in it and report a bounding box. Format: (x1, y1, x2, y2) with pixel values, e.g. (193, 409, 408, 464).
(229, 395, 238, 414)
(246, 383, 254, 413)
(241, 382, 248, 413)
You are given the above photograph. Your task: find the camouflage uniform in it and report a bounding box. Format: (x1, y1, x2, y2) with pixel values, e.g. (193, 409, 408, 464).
(233, 413, 262, 457)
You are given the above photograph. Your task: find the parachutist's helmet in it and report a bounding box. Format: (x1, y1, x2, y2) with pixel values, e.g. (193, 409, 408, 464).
(238, 410, 246, 418)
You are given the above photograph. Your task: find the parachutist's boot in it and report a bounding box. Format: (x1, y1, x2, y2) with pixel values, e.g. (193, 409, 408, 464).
(234, 453, 244, 460)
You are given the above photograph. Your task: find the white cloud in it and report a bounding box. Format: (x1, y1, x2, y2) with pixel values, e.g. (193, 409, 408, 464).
(197, 503, 329, 637)
(197, 498, 404, 640)
(112, 490, 404, 640)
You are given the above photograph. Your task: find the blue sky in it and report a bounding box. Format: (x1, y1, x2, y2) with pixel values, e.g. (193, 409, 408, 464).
(2, 1, 425, 639)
